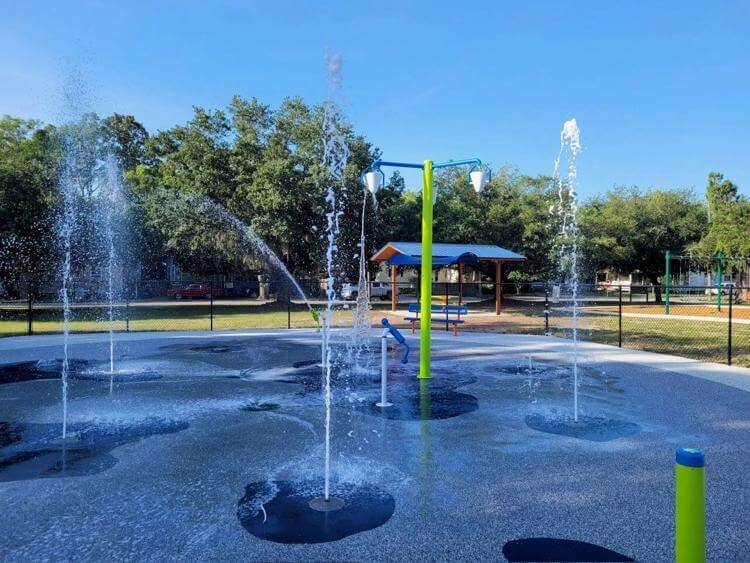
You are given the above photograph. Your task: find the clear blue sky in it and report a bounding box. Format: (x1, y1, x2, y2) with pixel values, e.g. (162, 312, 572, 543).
(1, 0, 747, 198)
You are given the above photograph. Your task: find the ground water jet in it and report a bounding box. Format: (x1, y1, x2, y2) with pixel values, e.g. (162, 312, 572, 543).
(58, 135, 76, 440)
(102, 155, 124, 390)
(551, 118, 582, 421)
(349, 193, 374, 370)
(153, 189, 316, 319)
(315, 52, 349, 509)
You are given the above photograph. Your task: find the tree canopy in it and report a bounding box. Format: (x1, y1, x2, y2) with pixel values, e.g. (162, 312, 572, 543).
(0, 99, 745, 297)
(579, 187, 708, 285)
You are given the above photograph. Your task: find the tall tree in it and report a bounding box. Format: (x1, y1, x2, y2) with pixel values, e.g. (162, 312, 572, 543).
(0, 117, 58, 295)
(579, 186, 707, 299)
(693, 172, 750, 263)
(104, 113, 149, 171)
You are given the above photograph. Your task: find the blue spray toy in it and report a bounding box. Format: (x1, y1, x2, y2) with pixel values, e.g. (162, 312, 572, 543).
(381, 318, 410, 364)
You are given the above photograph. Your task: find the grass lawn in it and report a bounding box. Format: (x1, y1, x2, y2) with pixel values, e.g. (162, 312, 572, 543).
(460, 308, 749, 368)
(0, 302, 326, 336)
(2, 300, 748, 368)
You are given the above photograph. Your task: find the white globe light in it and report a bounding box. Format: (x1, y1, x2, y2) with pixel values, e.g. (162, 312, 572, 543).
(364, 170, 383, 194)
(470, 169, 488, 193)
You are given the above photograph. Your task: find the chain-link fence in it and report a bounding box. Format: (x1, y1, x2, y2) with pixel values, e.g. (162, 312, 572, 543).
(2, 281, 747, 368)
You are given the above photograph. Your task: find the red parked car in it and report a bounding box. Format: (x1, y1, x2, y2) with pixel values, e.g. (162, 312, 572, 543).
(167, 284, 220, 300)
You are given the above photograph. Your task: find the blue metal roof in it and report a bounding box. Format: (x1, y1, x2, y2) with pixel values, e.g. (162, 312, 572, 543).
(372, 241, 525, 262)
(388, 251, 480, 266)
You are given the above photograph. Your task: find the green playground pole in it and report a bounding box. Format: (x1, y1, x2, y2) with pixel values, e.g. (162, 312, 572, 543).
(362, 156, 485, 380)
(419, 160, 434, 379)
(665, 250, 671, 315)
(675, 448, 706, 563)
(716, 252, 723, 312)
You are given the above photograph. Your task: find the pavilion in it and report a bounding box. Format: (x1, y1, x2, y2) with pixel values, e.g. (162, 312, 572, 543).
(370, 241, 526, 313)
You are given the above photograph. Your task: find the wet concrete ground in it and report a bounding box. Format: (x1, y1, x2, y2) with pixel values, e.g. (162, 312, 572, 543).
(0, 329, 749, 560)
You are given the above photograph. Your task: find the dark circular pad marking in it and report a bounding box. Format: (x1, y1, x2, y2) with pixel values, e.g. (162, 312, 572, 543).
(237, 479, 394, 544)
(0, 418, 188, 482)
(0, 359, 89, 385)
(240, 402, 280, 412)
(72, 368, 161, 382)
(188, 344, 244, 353)
(502, 537, 634, 562)
(369, 388, 478, 420)
(0, 447, 118, 481)
(364, 376, 479, 421)
(525, 414, 639, 442)
(0, 422, 22, 448)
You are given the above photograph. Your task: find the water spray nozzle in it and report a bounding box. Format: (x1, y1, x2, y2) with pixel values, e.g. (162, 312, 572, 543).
(381, 318, 409, 364)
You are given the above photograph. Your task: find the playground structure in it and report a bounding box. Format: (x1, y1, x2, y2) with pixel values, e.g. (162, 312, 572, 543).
(664, 251, 750, 314)
(361, 159, 490, 379)
(370, 241, 526, 314)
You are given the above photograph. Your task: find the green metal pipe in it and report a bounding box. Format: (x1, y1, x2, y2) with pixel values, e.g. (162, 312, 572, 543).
(665, 250, 671, 315)
(675, 448, 706, 563)
(419, 160, 434, 379)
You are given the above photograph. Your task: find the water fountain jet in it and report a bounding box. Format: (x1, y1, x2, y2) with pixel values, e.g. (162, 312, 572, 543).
(552, 118, 582, 421)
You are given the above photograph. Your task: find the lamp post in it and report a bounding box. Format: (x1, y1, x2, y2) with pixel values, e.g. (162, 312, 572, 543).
(361, 158, 489, 379)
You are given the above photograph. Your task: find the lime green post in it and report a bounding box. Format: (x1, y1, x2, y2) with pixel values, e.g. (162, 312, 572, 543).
(665, 250, 671, 315)
(716, 252, 723, 312)
(675, 448, 706, 563)
(419, 160, 434, 379)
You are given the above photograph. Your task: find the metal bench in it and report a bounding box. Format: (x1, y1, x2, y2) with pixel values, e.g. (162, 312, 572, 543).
(405, 304, 468, 336)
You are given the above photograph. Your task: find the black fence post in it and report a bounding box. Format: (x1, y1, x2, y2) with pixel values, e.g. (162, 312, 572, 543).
(287, 291, 291, 330)
(618, 285, 623, 348)
(544, 287, 550, 335)
(125, 293, 130, 333)
(27, 294, 33, 336)
(209, 290, 214, 331)
(728, 285, 733, 366)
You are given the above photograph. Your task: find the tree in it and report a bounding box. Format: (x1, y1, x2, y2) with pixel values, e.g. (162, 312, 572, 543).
(0, 117, 58, 295)
(428, 166, 559, 281)
(692, 172, 750, 262)
(104, 114, 149, 171)
(372, 172, 420, 245)
(579, 187, 707, 300)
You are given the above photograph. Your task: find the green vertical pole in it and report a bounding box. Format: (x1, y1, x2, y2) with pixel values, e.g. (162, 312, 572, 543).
(665, 250, 671, 315)
(675, 448, 706, 563)
(716, 252, 723, 312)
(419, 160, 434, 379)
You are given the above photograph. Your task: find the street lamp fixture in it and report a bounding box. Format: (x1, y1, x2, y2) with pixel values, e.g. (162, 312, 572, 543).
(469, 167, 489, 193)
(361, 157, 490, 379)
(363, 169, 384, 195)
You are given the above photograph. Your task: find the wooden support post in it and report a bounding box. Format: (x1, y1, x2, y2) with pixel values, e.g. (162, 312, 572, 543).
(391, 265, 397, 311)
(458, 263, 464, 307)
(495, 261, 503, 315)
